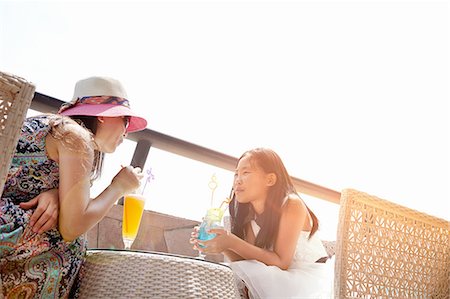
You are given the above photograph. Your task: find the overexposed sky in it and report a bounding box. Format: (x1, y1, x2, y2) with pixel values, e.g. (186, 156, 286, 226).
(1, 0, 448, 234)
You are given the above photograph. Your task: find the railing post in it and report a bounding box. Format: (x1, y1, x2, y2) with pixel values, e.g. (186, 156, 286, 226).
(118, 139, 152, 205)
(130, 139, 152, 169)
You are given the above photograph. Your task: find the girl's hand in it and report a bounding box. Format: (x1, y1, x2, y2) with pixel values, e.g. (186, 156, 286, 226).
(189, 226, 199, 243)
(190, 226, 203, 252)
(20, 189, 59, 234)
(196, 228, 233, 254)
(111, 165, 144, 195)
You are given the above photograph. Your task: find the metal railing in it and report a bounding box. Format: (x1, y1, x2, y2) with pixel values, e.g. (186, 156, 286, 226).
(31, 92, 341, 204)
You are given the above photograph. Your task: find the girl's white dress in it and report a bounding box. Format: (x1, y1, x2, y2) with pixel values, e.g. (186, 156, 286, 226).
(230, 220, 334, 299)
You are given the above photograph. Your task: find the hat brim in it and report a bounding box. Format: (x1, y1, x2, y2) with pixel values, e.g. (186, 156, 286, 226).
(60, 104, 148, 133)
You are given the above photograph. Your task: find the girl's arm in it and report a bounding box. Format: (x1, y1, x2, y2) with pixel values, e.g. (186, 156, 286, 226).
(55, 132, 141, 242)
(223, 249, 244, 262)
(222, 221, 254, 262)
(205, 198, 308, 270)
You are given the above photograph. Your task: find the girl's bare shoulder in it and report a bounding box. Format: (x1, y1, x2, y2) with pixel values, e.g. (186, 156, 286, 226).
(282, 193, 308, 215)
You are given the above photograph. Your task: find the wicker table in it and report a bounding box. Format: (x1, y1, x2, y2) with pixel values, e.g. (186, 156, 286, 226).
(77, 249, 240, 299)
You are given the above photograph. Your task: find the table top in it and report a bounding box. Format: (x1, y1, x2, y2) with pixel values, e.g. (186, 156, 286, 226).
(78, 248, 240, 298)
(87, 248, 232, 268)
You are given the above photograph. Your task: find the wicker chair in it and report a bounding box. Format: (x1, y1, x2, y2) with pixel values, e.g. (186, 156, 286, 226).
(335, 188, 450, 298)
(0, 71, 35, 193)
(77, 249, 240, 299)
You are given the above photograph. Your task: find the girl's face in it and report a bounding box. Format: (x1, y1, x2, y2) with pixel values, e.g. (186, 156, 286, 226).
(233, 155, 275, 205)
(93, 116, 129, 153)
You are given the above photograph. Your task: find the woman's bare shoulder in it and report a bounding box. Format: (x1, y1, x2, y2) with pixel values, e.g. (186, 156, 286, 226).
(48, 116, 95, 161)
(50, 116, 94, 153)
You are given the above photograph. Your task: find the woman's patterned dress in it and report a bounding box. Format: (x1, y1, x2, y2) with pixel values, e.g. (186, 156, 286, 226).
(0, 115, 87, 298)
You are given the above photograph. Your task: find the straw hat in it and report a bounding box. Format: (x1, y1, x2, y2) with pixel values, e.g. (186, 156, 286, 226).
(59, 76, 147, 132)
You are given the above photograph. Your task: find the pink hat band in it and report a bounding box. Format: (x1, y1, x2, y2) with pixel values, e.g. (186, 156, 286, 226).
(59, 96, 147, 133)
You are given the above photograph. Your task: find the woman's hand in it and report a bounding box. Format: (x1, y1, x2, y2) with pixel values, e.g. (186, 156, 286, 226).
(195, 228, 235, 254)
(111, 165, 144, 195)
(19, 189, 59, 234)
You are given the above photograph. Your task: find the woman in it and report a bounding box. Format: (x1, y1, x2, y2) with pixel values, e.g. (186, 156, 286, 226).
(0, 76, 148, 298)
(191, 148, 332, 298)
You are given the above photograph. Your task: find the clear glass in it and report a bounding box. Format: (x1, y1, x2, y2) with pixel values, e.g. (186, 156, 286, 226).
(196, 207, 224, 259)
(122, 193, 146, 249)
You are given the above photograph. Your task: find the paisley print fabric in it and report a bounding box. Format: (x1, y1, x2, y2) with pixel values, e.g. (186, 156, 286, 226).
(0, 115, 87, 299)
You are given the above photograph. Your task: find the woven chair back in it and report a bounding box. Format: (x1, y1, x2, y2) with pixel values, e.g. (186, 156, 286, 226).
(77, 249, 240, 299)
(335, 188, 450, 298)
(0, 71, 35, 193)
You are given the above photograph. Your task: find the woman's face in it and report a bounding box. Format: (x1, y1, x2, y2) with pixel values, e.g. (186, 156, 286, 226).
(93, 116, 129, 153)
(233, 155, 274, 205)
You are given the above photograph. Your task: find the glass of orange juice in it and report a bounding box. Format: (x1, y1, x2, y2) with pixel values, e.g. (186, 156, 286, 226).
(122, 193, 146, 249)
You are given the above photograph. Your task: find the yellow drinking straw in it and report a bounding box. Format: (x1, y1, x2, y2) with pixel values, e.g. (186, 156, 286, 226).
(208, 174, 234, 209)
(219, 191, 233, 210)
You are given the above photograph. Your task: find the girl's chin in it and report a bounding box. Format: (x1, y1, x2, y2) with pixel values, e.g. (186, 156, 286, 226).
(235, 196, 248, 203)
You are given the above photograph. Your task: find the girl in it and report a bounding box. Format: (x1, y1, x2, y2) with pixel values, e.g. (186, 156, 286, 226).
(0, 76, 148, 298)
(192, 148, 332, 298)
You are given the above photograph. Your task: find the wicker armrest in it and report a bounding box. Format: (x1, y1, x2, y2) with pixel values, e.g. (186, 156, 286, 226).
(76, 249, 240, 299)
(335, 188, 450, 298)
(0, 71, 35, 192)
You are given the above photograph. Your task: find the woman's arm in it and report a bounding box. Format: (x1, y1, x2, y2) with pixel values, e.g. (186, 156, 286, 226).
(203, 199, 309, 270)
(55, 133, 142, 242)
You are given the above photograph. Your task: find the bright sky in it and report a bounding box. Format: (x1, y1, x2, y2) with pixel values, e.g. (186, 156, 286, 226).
(1, 0, 448, 239)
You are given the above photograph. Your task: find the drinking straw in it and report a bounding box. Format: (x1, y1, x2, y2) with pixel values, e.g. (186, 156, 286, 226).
(120, 165, 155, 195)
(208, 174, 218, 207)
(141, 168, 155, 195)
(124, 201, 128, 233)
(219, 189, 234, 210)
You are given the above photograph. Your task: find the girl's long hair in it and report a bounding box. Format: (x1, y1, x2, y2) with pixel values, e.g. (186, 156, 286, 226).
(229, 148, 319, 249)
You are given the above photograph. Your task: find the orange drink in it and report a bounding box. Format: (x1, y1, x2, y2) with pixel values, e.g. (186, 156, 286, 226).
(122, 193, 146, 249)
